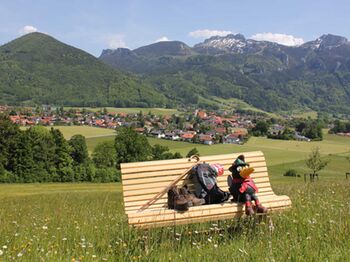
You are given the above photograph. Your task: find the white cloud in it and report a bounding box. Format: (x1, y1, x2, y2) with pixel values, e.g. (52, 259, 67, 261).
(250, 32, 304, 46)
(155, 36, 169, 42)
(188, 29, 233, 38)
(106, 34, 127, 49)
(19, 25, 38, 35)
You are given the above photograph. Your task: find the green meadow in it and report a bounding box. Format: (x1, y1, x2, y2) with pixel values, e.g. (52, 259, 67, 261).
(1, 181, 349, 261)
(65, 107, 181, 116)
(1, 127, 349, 261)
(21, 126, 116, 140)
(83, 129, 350, 183)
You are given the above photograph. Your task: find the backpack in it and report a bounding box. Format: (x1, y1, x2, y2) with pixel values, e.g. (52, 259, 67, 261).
(190, 163, 229, 204)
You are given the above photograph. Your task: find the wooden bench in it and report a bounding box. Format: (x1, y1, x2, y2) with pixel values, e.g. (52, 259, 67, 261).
(120, 151, 292, 228)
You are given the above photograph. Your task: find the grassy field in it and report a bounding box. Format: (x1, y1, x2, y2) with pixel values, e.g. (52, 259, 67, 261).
(84, 131, 350, 183)
(21, 126, 116, 140)
(1, 127, 350, 260)
(0, 181, 349, 261)
(65, 107, 181, 116)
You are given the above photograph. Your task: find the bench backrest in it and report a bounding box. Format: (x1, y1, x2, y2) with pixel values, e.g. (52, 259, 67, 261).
(120, 151, 272, 214)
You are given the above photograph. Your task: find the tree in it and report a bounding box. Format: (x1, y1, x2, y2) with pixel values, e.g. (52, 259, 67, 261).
(92, 141, 116, 168)
(251, 120, 269, 136)
(115, 127, 152, 166)
(8, 131, 35, 182)
(69, 135, 89, 164)
(152, 144, 172, 160)
(186, 148, 199, 158)
(305, 147, 329, 181)
(26, 126, 56, 181)
(0, 114, 21, 170)
(50, 128, 74, 182)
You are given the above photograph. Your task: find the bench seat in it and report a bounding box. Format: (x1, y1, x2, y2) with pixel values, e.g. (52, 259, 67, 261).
(121, 151, 292, 228)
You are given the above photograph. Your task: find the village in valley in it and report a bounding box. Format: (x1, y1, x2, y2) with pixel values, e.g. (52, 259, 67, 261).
(1, 104, 344, 145)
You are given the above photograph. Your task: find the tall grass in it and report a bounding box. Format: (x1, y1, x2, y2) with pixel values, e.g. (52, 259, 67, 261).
(0, 181, 349, 261)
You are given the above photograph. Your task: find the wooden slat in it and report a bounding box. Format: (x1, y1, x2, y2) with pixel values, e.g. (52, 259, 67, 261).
(122, 170, 269, 192)
(129, 197, 292, 226)
(121, 151, 264, 170)
(123, 177, 270, 198)
(123, 176, 270, 203)
(124, 191, 277, 213)
(122, 163, 267, 186)
(134, 205, 291, 228)
(123, 185, 273, 209)
(121, 157, 266, 179)
(128, 195, 290, 219)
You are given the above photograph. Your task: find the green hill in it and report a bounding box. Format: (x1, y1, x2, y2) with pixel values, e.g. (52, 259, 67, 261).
(0, 32, 166, 107)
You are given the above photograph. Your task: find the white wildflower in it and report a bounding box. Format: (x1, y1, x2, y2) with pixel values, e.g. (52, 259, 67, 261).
(62, 238, 67, 241)
(42, 225, 48, 230)
(2, 246, 7, 249)
(0, 250, 3, 256)
(92, 255, 96, 258)
(17, 252, 23, 257)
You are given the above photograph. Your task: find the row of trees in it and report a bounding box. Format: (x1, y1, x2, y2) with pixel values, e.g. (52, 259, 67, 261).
(329, 120, 350, 133)
(250, 119, 324, 140)
(0, 115, 183, 183)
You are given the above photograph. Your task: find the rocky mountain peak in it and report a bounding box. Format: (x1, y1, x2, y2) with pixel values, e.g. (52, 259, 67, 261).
(100, 48, 133, 58)
(302, 34, 349, 50)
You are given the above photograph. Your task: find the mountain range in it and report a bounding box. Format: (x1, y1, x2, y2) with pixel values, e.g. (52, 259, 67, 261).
(0, 32, 350, 115)
(100, 33, 350, 114)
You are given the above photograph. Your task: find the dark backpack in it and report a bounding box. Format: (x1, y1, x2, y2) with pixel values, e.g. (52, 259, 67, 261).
(191, 163, 230, 204)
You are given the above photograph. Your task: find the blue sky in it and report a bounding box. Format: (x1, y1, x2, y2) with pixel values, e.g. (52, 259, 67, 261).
(1, 0, 350, 56)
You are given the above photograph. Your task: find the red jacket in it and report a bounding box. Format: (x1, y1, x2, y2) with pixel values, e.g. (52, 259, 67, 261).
(232, 177, 258, 193)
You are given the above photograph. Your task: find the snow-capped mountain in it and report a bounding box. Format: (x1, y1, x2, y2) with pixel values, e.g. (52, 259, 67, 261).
(301, 34, 349, 50)
(193, 33, 282, 55)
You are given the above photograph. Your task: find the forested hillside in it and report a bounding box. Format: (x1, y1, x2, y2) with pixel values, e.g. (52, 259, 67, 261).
(100, 34, 350, 114)
(0, 33, 166, 107)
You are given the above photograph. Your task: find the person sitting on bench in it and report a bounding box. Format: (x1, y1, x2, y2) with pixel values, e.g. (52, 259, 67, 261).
(188, 163, 230, 204)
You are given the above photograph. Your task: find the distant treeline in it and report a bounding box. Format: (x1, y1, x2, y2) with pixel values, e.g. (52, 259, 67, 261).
(0, 115, 182, 183)
(329, 120, 350, 133)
